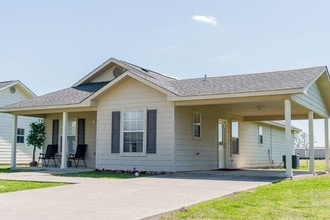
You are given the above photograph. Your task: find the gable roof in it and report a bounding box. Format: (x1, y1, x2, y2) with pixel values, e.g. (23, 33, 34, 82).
(0, 81, 16, 90)
(0, 58, 328, 112)
(0, 80, 36, 98)
(3, 82, 107, 109)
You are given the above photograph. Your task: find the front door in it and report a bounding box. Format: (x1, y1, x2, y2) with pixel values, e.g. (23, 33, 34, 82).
(218, 118, 227, 169)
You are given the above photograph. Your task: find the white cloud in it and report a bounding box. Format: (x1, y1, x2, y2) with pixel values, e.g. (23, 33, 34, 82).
(192, 15, 217, 26)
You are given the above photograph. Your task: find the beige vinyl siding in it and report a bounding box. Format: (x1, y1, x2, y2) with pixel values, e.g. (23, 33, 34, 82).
(0, 85, 40, 164)
(238, 122, 286, 168)
(175, 106, 219, 171)
(96, 77, 175, 172)
(292, 83, 328, 117)
(44, 111, 97, 168)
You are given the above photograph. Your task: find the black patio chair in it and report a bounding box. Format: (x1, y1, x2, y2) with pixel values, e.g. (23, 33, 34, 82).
(68, 144, 87, 168)
(38, 144, 58, 167)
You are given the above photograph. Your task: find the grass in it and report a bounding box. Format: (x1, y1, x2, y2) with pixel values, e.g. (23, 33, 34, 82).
(0, 180, 65, 194)
(56, 170, 145, 179)
(298, 159, 326, 171)
(167, 175, 330, 219)
(0, 165, 30, 173)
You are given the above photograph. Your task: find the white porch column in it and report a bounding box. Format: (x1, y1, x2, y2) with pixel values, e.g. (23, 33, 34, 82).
(10, 114, 18, 169)
(308, 111, 315, 175)
(325, 118, 329, 172)
(285, 99, 293, 178)
(61, 112, 68, 169)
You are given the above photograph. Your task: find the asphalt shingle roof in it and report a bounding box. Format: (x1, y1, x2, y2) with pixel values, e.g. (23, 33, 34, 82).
(3, 81, 108, 109)
(170, 66, 326, 97)
(1, 58, 327, 110)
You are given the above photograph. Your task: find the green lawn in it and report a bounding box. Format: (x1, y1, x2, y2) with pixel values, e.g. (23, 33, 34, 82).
(0, 180, 65, 194)
(167, 175, 330, 219)
(56, 170, 145, 179)
(298, 159, 326, 171)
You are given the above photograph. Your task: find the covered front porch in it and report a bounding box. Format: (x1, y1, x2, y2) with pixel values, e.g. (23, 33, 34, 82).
(10, 108, 97, 169)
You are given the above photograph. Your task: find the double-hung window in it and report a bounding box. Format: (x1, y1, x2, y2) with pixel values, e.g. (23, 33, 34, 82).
(17, 128, 25, 143)
(123, 110, 145, 153)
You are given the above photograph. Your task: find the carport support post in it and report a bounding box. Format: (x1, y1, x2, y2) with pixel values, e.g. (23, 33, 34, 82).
(10, 114, 18, 169)
(285, 99, 293, 178)
(325, 118, 329, 172)
(308, 111, 315, 175)
(61, 112, 68, 169)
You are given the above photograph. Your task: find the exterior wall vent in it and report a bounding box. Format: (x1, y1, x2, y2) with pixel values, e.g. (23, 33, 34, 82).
(113, 67, 123, 77)
(10, 86, 16, 93)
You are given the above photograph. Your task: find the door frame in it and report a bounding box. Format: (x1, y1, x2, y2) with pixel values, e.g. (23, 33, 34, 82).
(218, 118, 227, 169)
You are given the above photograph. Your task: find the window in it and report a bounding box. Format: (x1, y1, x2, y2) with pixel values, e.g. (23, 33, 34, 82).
(258, 126, 263, 144)
(122, 110, 145, 153)
(231, 120, 239, 155)
(193, 112, 201, 138)
(67, 118, 77, 153)
(17, 128, 25, 143)
(111, 110, 157, 155)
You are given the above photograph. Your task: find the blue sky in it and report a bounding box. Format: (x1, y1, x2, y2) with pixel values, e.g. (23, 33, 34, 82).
(0, 0, 329, 145)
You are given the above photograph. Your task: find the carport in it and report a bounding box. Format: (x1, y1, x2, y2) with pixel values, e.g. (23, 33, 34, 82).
(172, 67, 330, 177)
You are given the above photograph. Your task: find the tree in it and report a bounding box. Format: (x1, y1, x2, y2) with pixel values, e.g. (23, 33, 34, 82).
(26, 120, 46, 166)
(294, 132, 309, 149)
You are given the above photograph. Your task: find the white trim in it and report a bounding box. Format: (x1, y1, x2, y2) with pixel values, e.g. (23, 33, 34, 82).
(302, 68, 328, 94)
(0, 80, 36, 98)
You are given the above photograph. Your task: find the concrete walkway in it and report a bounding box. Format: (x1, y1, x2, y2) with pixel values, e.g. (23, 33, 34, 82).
(0, 169, 316, 220)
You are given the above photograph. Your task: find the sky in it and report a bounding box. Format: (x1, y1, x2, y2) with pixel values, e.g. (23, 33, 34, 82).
(0, 0, 329, 146)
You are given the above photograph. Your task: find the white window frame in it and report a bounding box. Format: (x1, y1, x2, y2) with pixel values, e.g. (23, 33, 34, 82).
(258, 126, 263, 145)
(193, 112, 202, 140)
(17, 128, 25, 144)
(120, 108, 147, 156)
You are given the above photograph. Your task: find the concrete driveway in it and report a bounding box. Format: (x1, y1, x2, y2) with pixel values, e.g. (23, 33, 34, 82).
(0, 169, 311, 220)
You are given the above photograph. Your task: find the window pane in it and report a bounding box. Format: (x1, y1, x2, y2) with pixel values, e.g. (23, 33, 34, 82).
(194, 113, 200, 123)
(123, 132, 143, 153)
(194, 125, 201, 137)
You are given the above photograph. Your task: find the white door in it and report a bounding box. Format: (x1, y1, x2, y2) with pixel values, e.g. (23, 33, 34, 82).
(218, 118, 226, 169)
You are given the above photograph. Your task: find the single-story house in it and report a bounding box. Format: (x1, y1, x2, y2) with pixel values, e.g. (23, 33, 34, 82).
(1, 58, 330, 177)
(0, 80, 40, 164)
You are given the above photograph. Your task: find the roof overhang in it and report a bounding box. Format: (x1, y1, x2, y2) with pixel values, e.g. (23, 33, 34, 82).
(0, 80, 36, 98)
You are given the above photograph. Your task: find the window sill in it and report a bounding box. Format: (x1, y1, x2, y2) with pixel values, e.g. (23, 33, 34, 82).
(120, 152, 147, 157)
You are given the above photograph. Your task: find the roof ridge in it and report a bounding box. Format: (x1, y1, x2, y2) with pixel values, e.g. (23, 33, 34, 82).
(178, 66, 327, 81)
(119, 60, 178, 81)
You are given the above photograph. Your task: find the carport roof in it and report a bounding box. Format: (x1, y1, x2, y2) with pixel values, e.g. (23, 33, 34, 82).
(171, 66, 326, 97)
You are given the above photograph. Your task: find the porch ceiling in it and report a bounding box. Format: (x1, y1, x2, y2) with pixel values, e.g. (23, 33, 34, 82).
(174, 95, 324, 121)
